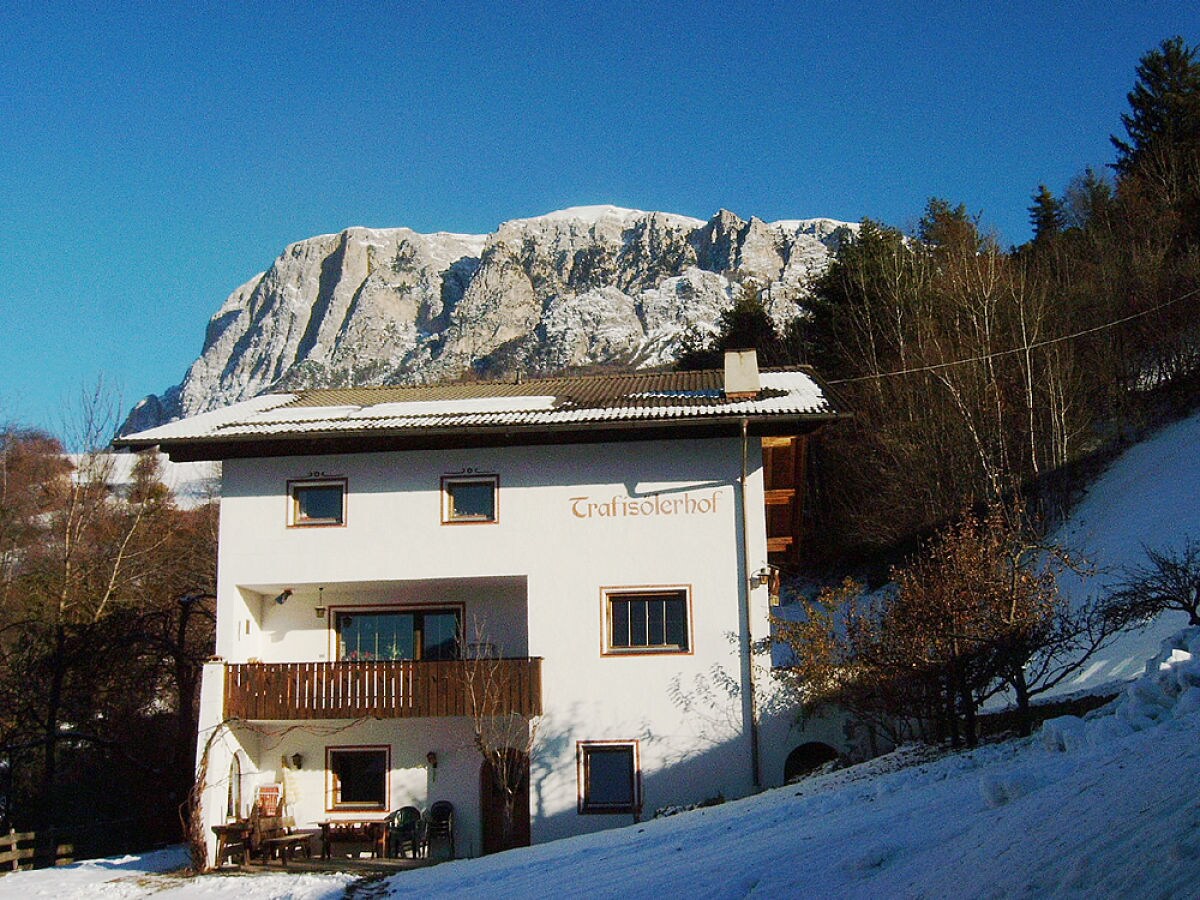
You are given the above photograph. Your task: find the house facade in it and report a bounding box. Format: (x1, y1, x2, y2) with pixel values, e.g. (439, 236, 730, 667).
(118, 353, 842, 864)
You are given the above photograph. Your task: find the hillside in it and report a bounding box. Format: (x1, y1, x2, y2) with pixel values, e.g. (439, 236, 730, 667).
(122, 206, 855, 434)
(1046, 410, 1200, 698)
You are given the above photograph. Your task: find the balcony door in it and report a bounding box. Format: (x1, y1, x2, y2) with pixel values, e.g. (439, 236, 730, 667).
(334, 608, 461, 661)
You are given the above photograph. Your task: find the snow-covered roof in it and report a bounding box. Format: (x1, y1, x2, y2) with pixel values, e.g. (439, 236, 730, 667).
(69, 452, 220, 509)
(116, 367, 842, 460)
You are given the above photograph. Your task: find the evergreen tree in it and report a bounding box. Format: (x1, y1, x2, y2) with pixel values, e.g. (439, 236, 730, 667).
(1111, 36, 1200, 176)
(1028, 184, 1064, 244)
(676, 281, 794, 370)
(917, 198, 983, 253)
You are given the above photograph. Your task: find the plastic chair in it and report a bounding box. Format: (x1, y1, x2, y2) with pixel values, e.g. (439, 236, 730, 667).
(426, 800, 455, 859)
(385, 806, 425, 858)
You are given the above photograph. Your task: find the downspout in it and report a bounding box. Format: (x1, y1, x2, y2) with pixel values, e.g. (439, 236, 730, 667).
(738, 417, 763, 791)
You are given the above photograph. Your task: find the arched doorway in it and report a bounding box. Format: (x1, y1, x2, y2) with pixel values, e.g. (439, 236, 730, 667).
(783, 742, 839, 783)
(480, 748, 531, 854)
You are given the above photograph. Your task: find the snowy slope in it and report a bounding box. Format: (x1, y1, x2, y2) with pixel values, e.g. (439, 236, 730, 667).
(1047, 411, 1200, 697)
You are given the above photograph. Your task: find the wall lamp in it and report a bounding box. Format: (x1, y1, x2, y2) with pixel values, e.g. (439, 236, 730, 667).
(426, 751, 438, 769)
(750, 566, 772, 589)
(291, 753, 303, 769)
(273, 589, 293, 605)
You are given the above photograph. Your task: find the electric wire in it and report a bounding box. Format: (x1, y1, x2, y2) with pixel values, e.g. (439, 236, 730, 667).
(825, 285, 1200, 385)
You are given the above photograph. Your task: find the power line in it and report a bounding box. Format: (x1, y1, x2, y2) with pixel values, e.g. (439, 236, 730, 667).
(826, 285, 1200, 386)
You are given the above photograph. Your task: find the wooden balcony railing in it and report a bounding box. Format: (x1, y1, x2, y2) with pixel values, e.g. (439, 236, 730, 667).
(224, 658, 542, 721)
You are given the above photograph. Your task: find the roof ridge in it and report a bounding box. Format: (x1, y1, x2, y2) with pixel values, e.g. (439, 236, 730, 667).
(293, 366, 706, 397)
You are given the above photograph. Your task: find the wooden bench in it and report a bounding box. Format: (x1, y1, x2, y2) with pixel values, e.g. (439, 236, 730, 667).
(251, 815, 314, 866)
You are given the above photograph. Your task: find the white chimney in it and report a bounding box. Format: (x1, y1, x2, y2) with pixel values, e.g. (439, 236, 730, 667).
(724, 349, 761, 400)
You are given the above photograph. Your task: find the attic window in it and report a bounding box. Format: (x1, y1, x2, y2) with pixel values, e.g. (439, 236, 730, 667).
(442, 475, 498, 524)
(289, 479, 346, 527)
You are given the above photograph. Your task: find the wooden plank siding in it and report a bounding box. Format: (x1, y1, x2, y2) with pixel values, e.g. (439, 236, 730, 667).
(224, 659, 542, 721)
(762, 435, 808, 568)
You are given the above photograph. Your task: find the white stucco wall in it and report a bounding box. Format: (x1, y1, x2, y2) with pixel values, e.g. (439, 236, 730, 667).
(197, 436, 775, 859)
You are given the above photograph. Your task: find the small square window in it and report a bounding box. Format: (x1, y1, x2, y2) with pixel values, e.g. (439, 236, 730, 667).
(604, 588, 691, 654)
(442, 475, 498, 524)
(289, 479, 346, 527)
(578, 741, 639, 814)
(327, 746, 389, 811)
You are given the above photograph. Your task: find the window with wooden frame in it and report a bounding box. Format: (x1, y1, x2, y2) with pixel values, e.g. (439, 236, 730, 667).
(441, 475, 498, 524)
(603, 587, 691, 655)
(288, 478, 346, 527)
(332, 607, 462, 661)
(326, 745, 389, 811)
(577, 741, 640, 814)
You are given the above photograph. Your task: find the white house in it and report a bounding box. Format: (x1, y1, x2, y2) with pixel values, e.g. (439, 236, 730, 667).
(117, 352, 843, 864)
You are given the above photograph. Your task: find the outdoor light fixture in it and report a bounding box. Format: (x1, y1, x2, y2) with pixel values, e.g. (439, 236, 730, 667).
(273, 589, 293, 605)
(750, 566, 772, 589)
(315, 606, 326, 618)
(426, 751, 438, 769)
(315, 586, 326, 617)
(291, 753, 303, 769)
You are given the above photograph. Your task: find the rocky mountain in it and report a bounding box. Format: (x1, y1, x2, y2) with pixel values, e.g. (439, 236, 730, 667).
(122, 206, 855, 433)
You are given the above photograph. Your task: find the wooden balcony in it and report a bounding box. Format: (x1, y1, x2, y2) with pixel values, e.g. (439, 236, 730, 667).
(224, 658, 543, 721)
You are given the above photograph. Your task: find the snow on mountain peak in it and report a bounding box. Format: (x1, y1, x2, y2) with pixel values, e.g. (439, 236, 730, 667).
(506, 205, 708, 229)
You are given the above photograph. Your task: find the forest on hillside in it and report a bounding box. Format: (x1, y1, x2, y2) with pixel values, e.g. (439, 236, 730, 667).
(685, 35, 1200, 567)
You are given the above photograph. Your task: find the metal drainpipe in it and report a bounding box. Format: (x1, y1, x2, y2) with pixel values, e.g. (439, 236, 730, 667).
(739, 417, 763, 790)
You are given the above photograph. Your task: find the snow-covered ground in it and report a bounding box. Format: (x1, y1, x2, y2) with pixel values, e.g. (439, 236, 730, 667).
(7, 412, 1197, 899)
(1048, 411, 1200, 697)
(0, 846, 352, 899)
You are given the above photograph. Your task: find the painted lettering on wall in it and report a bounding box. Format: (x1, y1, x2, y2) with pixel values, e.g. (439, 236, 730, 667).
(570, 490, 722, 519)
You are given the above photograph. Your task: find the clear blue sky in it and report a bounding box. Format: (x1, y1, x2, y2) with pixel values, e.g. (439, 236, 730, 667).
(2, 2, 1197, 436)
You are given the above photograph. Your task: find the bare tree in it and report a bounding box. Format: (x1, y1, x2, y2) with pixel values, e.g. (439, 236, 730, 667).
(1107, 537, 1200, 626)
(0, 390, 217, 852)
(777, 498, 1137, 744)
(461, 624, 541, 852)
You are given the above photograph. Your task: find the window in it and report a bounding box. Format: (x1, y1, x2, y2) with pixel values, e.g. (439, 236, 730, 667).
(226, 753, 243, 820)
(603, 588, 691, 654)
(327, 746, 389, 811)
(441, 475, 498, 524)
(289, 479, 346, 526)
(578, 741, 639, 814)
(333, 607, 461, 661)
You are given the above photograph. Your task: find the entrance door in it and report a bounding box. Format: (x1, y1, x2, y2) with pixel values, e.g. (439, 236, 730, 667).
(480, 748, 531, 854)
